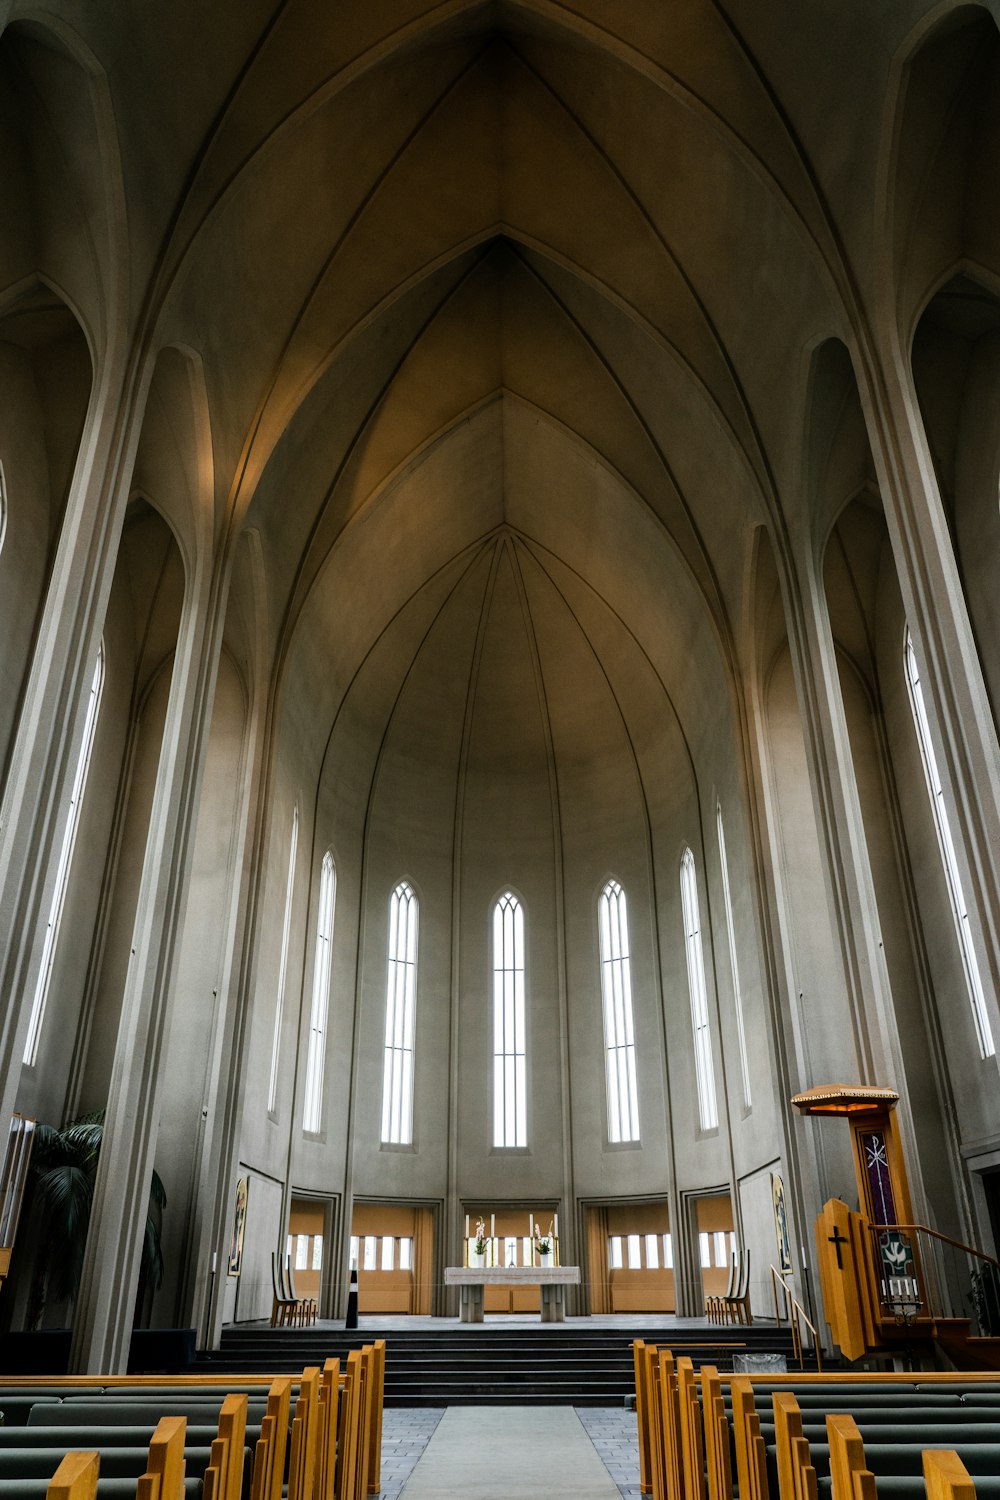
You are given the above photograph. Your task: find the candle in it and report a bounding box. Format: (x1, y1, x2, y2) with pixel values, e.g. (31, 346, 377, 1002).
(465, 1214, 469, 1237)
(210, 1252, 217, 1274)
(554, 1213, 559, 1238)
(490, 1214, 495, 1236)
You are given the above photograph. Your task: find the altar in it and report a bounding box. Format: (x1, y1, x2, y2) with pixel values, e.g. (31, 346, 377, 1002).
(444, 1265, 581, 1322)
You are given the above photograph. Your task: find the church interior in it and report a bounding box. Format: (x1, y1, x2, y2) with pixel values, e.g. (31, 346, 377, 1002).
(3, 0, 1000, 1459)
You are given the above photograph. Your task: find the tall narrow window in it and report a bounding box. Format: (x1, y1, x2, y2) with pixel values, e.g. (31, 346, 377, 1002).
(716, 804, 752, 1108)
(302, 852, 336, 1133)
(905, 630, 995, 1058)
(381, 881, 417, 1144)
(493, 891, 526, 1147)
(267, 804, 299, 1112)
(598, 879, 640, 1142)
(23, 644, 104, 1066)
(680, 847, 718, 1130)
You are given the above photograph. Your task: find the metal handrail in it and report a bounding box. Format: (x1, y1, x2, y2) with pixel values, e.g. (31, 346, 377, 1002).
(869, 1222, 1000, 1329)
(872, 1223, 1000, 1272)
(770, 1263, 823, 1372)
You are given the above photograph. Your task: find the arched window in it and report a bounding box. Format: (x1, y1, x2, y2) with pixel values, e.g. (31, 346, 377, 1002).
(493, 891, 527, 1147)
(267, 804, 299, 1112)
(381, 881, 418, 1145)
(23, 642, 104, 1066)
(598, 880, 640, 1142)
(716, 803, 752, 1108)
(302, 851, 336, 1133)
(680, 847, 718, 1130)
(905, 630, 995, 1057)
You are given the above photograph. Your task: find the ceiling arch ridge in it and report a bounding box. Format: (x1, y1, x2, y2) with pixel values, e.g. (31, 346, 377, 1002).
(212, 45, 500, 539)
(281, 383, 729, 689)
(501, 40, 820, 529)
(157, 0, 836, 333)
(312, 532, 496, 798)
(268, 252, 504, 660)
(511, 534, 704, 819)
(508, 247, 744, 653)
(234, 217, 774, 542)
(154, 0, 488, 312)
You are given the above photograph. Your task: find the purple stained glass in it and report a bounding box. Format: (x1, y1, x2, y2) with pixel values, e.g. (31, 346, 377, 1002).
(860, 1129, 897, 1224)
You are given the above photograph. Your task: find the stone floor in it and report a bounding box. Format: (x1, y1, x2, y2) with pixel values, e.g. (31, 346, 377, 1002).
(377, 1405, 640, 1498)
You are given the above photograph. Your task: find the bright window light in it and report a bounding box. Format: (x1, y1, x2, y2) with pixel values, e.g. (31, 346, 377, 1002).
(598, 880, 640, 1142)
(493, 892, 527, 1147)
(381, 1236, 394, 1271)
(645, 1233, 659, 1269)
(363, 1236, 377, 1271)
(905, 630, 995, 1057)
(23, 644, 104, 1066)
(681, 849, 718, 1129)
(699, 1232, 711, 1268)
(312, 1237, 323, 1271)
(609, 1236, 623, 1269)
(714, 1231, 728, 1267)
(399, 1238, 412, 1271)
(302, 852, 336, 1132)
(381, 881, 418, 1143)
(627, 1233, 641, 1269)
(662, 1234, 673, 1269)
(717, 804, 752, 1107)
(267, 805, 299, 1112)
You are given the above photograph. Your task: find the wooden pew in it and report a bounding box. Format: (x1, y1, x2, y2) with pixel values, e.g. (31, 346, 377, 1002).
(287, 1367, 321, 1500)
(702, 1366, 734, 1500)
(137, 1416, 187, 1500)
(827, 1413, 877, 1500)
(249, 1378, 292, 1500)
(731, 1375, 768, 1500)
(336, 1351, 362, 1500)
(201, 1394, 247, 1500)
(923, 1451, 978, 1500)
(773, 1391, 816, 1500)
(366, 1340, 385, 1497)
(45, 1452, 99, 1500)
(657, 1350, 684, 1500)
(677, 1356, 706, 1500)
(634, 1340, 653, 1496)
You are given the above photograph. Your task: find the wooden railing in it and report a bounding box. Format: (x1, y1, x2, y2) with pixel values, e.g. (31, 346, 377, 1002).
(770, 1263, 823, 1371)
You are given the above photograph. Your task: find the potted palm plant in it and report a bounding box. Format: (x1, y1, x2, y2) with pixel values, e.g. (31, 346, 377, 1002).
(25, 1110, 166, 1330)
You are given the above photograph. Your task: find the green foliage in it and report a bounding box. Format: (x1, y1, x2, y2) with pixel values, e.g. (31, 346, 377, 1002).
(27, 1110, 166, 1327)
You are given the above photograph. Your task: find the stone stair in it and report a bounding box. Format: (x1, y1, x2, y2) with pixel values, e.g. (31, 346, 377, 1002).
(206, 1322, 807, 1405)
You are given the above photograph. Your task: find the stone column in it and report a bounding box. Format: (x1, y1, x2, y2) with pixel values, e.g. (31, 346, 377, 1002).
(70, 553, 230, 1373)
(858, 337, 1000, 1062)
(0, 355, 139, 1142)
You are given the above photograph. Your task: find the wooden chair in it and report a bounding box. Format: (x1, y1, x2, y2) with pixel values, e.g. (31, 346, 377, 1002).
(249, 1376, 292, 1500)
(137, 1415, 188, 1500)
(722, 1248, 752, 1325)
(45, 1451, 99, 1500)
(270, 1252, 298, 1328)
(707, 1252, 739, 1322)
(285, 1257, 317, 1327)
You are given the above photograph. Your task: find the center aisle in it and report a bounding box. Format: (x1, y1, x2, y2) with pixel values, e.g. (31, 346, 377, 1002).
(398, 1405, 623, 1498)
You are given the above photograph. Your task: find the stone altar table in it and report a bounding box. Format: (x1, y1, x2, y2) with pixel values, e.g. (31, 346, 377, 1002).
(444, 1265, 581, 1322)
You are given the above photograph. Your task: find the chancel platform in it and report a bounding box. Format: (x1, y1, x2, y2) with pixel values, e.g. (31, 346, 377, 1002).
(443, 1265, 581, 1322)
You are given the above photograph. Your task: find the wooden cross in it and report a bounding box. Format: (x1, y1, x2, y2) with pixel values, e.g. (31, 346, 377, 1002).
(828, 1226, 848, 1269)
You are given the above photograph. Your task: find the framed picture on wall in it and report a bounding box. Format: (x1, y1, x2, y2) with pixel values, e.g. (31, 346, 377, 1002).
(228, 1176, 249, 1277)
(772, 1172, 792, 1273)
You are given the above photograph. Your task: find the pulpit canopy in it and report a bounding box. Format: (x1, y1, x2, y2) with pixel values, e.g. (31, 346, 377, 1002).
(790, 1084, 900, 1117)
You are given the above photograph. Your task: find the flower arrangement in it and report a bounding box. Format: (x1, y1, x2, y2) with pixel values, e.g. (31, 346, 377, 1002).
(533, 1219, 554, 1255)
(473, 1218, 488, 1256)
